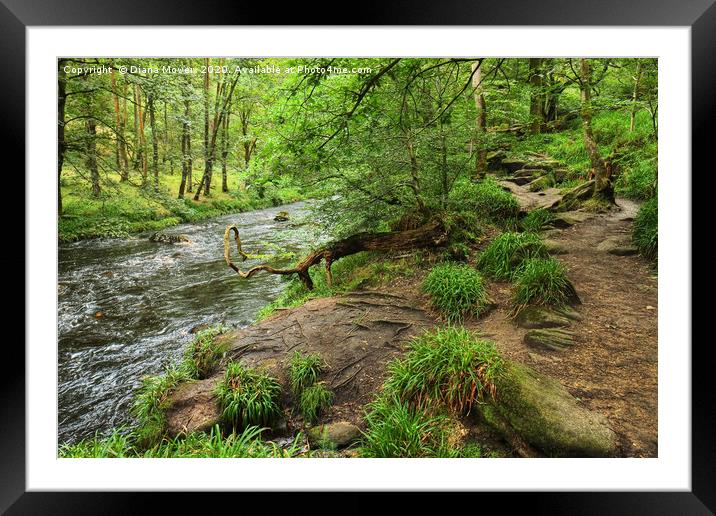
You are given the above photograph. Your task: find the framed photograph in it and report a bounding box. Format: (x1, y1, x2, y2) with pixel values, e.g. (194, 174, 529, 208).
(8, 0, 711, 512)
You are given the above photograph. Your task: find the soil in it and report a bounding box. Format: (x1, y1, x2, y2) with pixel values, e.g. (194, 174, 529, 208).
(167, 181, 657, 458)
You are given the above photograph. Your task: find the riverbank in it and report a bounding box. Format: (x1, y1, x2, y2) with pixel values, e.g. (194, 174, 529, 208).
(60, 171, 657, 458)
(58, 169, 304, 242)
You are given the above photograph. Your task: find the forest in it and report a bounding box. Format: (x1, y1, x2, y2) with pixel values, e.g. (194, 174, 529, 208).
(58, 57, 658, 459)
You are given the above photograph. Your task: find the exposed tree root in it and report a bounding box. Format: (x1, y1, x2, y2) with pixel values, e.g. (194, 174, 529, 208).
(224, 220, 449, 289)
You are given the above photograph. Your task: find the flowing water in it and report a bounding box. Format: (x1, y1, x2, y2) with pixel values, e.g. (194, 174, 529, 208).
(58, 201, 321, 445)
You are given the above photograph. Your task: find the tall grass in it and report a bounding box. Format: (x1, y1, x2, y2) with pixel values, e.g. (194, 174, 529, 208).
(521, 209, 554, 233)
(298, 383, 334, 424)
(423, 263, 491, 322)
(215, 362, 283, 430)
(476, 232, 549, 280)
(288, 352, 327, 395)
(512, 257, 576, 310)
(449, 177, 520, 223)
(183, 324, 229, 379)
(633, 197, 658, 260)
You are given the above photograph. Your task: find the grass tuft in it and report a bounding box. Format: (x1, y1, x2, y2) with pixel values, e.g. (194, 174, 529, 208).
(215, 362, 283, 431)
(288, 352, 327, 396)
(183, 324, 229, 379)
(298, 383, 334, 424)
(633, 197, 657, 261)
(476, 232, 549, 280)
(423, 263, 491, 323)
(512, 257, 576, 310)
(521, 209, 554, 233)
(449, 177, 520, 223)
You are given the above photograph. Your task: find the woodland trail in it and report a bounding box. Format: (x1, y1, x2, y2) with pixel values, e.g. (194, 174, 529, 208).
(471, 181, 658, 457)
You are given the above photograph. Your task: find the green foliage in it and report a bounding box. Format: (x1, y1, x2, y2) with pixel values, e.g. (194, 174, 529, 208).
(512, 257, 574, 309)
(521, 209, 554, 233)
(131, 363, 194, 445)
(298, 383, 334, 424)
(422, 263, 490, 322)
(476, 232, 549, 280)
(59, 428, 135, 458)
(183, 324, 229, 379)
(288, 352, 327, 396)
(359, 394, 458, 458)
(60, 425, 305, 458)
(383, 327, 504, 414)
(448, 177, 520, 223)
(215, 362, 283, 430)
(633, 197, 658, 260)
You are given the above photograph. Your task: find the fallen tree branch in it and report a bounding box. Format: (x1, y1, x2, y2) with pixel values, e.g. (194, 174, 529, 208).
(224, 220, 449, 289)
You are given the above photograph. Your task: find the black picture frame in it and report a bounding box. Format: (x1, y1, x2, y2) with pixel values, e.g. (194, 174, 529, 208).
(7, 0, 710, 512)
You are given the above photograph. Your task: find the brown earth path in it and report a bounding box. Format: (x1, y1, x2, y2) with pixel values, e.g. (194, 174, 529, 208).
(469, 182, 658, 457)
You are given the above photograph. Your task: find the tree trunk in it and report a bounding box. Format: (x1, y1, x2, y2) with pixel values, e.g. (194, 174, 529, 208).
(221, 107, 229, 193)
(120, 81, 130, 180)
(471, 60, 487, 178)
(179, 97, 191, 198)
(58, 60, 67, 215)
(629, 60, 643, 132)
(86, 118, 101, 197)
(148, 93, 159, 192)
(579, 58, 614, 202)
(224, 220, 449, 290)
(529, 58, 544, 135)
(110, 62, 122, 175)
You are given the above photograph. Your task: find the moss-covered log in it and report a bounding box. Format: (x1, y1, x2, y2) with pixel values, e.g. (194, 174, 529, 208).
(224, 220, 449, 289)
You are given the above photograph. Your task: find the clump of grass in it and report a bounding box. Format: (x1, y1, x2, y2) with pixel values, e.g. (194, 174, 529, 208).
(298, 383, 334, 424)
(632, 197, 657, 261)
(449, 177, 520, 223)
(360, 394, 458, 458)
(512, 257, 577, 310)
(131, 363, 194, 445)
(476, 232, 549, 280)
(521, 209, 554, 233)
(288, 351, 327, 395)
(59, 428, 135, 458)
(183, 324, 229, 379)
(422, 263, 491, 323)
(215, 362, 283, 431)
(384, 327, 504, 414)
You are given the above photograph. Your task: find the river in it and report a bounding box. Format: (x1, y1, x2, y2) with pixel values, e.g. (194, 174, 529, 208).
(57, 201, 321, 444)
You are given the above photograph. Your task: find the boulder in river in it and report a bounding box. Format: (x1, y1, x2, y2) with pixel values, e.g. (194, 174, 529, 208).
(477, 361, 617, 457)
(274, 211, 290, 222)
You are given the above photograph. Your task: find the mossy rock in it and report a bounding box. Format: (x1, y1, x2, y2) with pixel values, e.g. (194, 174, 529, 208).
(527, 175, 554, 192)
(543, 239, 568, 255)
(524, 328, 575, 351)
(274, 211, 290, 222)
(478, 362, 617, 457)
(515, 306, 572, 329)
(307, 421, 362, 449)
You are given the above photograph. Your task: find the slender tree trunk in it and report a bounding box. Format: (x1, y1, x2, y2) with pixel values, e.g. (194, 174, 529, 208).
(529, 58, 544, 135)
(133, 84, 141, 171)
(439, 119, 449, 209)
(179, 98, 191, 198)
(471, 60, 488, 178)
(148, 93, 159, 192)
(110, 62, 122, 175)
(629, 60, 643, 132)
(86, 118, 101, 197)
(220, 110, 229, 193)
(404, 132, 426, 213)
(579, 59, 613, 201)
(58, 60, 67, 215)
(119, 81, 129, 180)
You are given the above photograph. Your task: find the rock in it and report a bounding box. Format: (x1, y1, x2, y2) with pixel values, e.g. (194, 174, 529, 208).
(514, 168, 546, 179)
(527, 175, 554, 192)
(478, 362, 617, 457)
(553, 305, 583, 322)
(190, 323, 211, 334)
(551, 211, 592, 228)
(164, 378, 222, 436)
(502, 158, 528, 174)
(515, 306, 572, 329)
(524, 328, 576, 351)
(552, 168, 570, 183)
(596, 236, 638, 256)
(543, 239, 568, 255)
(149, 232, 189, 244)
(274, 211, 290, 222)
(307, 421, 362, 449)
(486, 150, 508, 171)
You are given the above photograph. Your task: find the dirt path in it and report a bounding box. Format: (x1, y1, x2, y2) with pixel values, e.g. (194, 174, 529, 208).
(469, 189, 658, 457)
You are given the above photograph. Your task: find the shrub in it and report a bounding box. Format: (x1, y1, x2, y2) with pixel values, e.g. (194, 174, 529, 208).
(288, 351, 327, 396)
(449, 177, 520, 223)
(476, 232, 549, 280)
(633, 197, 657, 260)
(360, 394, 457, 458)
(215, 362, 283, 430)
(422, 263, 491, 322)
(298, 383, 334, 424)
(521, 209, 554, 233)
(512, 257, 577, 309)
(383, 327, 504, 413)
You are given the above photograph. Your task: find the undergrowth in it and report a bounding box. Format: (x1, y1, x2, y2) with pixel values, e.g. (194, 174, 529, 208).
(422, 263, 491, 322)
(476, 232, 549, 280)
